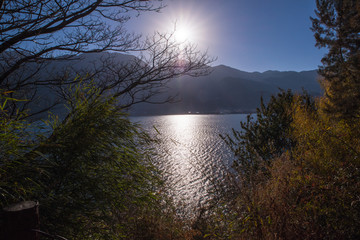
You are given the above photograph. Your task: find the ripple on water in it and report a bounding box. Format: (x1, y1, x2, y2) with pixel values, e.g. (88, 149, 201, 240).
(131, 114, 248, 211)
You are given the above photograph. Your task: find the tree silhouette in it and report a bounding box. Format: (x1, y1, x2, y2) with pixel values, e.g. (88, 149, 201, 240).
(0, 0, 212, 118)
(311, 0, 360, 119)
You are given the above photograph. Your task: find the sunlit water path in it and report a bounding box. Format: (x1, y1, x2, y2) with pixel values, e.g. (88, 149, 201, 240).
(131, 114, 247, 212)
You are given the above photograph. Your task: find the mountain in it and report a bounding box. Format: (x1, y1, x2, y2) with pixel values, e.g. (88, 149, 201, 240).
(8, 52, 321, 117)
(9, 52, 138, 119)
(129, 64, 321, 115)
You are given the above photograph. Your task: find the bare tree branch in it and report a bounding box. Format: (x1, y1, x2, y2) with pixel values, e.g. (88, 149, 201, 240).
(0, 0, 214, 119)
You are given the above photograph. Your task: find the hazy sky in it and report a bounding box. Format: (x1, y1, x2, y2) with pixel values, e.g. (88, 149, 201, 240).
(127, 0, 326, 72)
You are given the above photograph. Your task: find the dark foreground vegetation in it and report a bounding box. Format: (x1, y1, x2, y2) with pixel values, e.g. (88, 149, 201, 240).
(1, 82, 190, 239)
(1, 0, 360, 239)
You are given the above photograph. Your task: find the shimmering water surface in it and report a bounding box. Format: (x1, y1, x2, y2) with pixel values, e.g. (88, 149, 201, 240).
(131, 114, 248, 208)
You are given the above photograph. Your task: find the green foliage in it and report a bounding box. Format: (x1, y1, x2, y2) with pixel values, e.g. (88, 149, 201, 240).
(196, 90, 313, 239)
(0, 83, 189, 239)
(207, 93, 360, 239)
(311, 0, 360, 118)
(0, 91, 37, 205)
(36, 86, 159, 239)
(222, 90, 314, 181)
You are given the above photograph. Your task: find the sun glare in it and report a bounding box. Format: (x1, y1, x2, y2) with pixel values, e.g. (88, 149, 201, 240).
(174, 23, 194, 43)
(155, 3, 214, 47)
(144, 1, 216, 50)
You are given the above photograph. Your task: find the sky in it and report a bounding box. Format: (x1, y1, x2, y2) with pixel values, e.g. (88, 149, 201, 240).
(126, 0, 327, 73)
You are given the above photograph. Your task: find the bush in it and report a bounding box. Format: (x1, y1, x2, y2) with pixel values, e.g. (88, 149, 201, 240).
(197, 90, 302, 239)
(0, 92, 36, 206)
(221, 90, 314, 183)
(0, 84, 188, 239)
(204, 92, 360, 239)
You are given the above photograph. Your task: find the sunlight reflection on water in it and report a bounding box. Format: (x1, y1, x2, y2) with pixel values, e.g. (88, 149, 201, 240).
(131, 114, 247, 212)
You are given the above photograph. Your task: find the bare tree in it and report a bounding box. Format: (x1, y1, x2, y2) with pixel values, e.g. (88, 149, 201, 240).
(0, 0, 212, 118)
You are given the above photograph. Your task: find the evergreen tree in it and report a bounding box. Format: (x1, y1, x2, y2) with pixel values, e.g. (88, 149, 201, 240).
(311, 0, 360, 119)
(222, 90, 315, 182)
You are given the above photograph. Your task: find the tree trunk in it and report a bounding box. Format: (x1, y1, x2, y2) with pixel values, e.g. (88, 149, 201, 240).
(2, 201, 39, 240)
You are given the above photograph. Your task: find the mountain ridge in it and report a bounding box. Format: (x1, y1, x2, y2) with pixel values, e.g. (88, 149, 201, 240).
(129, 60, 321, 116)
(10, 52, 321, 117)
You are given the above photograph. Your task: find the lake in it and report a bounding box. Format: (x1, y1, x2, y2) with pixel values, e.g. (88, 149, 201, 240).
(131, 114, 248, 211)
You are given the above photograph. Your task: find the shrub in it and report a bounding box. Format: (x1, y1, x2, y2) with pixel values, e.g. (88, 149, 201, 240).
(1, 84, 188, 239)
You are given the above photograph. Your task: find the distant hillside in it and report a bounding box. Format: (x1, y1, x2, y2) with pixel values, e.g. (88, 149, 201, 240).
(12, 52, 321, 117)
(129, 64, 321, 115)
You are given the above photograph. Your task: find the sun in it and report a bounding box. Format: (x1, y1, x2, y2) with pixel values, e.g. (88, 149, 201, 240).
(174, 23, 194, 43)
(151, 2, 215, 48)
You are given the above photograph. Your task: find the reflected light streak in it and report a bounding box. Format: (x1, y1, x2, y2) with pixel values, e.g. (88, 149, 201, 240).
(168, 114, 197, 139)
(161, 115, 205, 207)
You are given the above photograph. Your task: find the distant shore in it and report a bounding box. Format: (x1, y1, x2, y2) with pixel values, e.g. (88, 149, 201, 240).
(129, 110, 256, 117)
